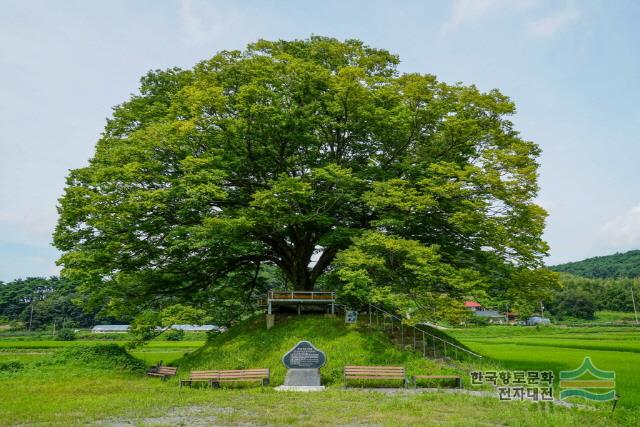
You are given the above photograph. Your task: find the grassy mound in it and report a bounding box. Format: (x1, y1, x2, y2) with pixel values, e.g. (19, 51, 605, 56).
(52, 344, 146, 372)
(177, 314, 464, 386)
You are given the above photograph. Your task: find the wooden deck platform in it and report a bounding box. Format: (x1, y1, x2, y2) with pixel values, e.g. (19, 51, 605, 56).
(259, 291, 336, 314)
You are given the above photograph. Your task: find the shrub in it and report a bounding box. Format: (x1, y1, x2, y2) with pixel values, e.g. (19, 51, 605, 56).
(56, 328, 76, 341)
(0, 360, 24, 372)
(164, 329, 185, 341)
(53, 344, 146, 372)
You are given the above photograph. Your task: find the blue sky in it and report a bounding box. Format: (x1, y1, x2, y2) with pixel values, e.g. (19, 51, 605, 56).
(1, 0, 639, 282)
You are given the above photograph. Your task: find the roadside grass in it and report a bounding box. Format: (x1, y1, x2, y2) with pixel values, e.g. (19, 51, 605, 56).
(0, 363, 634, 426)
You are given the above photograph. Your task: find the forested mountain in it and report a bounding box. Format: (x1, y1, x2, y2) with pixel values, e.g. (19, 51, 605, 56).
(551, 250, 640, 278)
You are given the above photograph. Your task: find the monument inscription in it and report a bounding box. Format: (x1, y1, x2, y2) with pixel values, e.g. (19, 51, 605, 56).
(282, 341, 326, 369)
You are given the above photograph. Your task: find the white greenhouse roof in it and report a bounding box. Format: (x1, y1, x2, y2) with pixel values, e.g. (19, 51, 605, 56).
(91, 324, 221, 332)
(91, 325, 130, 332)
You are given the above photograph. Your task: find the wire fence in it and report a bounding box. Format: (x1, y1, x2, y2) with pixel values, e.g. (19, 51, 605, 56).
(365, 303, 483, 362)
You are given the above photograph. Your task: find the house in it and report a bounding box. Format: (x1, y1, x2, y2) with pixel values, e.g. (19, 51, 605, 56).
(526, 316, 551, 326)
(464, 301, 482, 311)
(91, 325, 129, 333)
(474, 310, 507, 324)
(464, 301, 509, 324)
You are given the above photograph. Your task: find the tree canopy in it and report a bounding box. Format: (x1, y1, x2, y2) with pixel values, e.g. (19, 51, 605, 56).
(54, 37, 554, 320)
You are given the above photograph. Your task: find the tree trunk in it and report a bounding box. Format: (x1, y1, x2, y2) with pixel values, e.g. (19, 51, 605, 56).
(264, 233, 339, 292)
(289, 257, 314, 291)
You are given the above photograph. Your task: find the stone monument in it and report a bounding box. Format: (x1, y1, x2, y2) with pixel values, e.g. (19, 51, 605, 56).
(275, 340, 326, 391)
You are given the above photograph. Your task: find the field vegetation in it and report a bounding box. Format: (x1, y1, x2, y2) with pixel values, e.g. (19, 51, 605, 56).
(1, 315, 639, 425)
(450, 325, 640, 409)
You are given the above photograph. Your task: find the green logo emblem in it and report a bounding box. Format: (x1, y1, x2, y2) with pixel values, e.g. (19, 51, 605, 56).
(559, 357, 616, 401)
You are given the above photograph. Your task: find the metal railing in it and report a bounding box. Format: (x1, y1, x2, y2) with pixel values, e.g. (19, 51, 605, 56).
(367, 303, 482, 362)
(267, 290, 336, 301)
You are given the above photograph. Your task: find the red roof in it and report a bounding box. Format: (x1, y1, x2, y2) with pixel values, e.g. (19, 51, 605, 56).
(464, 301, 481, 307)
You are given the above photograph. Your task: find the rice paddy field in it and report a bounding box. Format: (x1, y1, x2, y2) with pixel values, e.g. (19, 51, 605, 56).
(450, 325, 640, 409)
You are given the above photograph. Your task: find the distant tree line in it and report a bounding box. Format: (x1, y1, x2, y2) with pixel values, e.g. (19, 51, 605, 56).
(0, 277, 120, 330)
(0, 276, 246, 334)
(551, 250, 640, 279)
(545, 274, 640, 320)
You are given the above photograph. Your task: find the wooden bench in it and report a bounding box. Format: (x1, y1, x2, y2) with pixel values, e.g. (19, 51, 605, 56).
(216, 369, 270, 386)
(147, 366, 177, 380)
(412, 375, 462, 389)
(179, 370, 219, 388)
(180, 369, 270, 388)
(344, 366, 407, 388)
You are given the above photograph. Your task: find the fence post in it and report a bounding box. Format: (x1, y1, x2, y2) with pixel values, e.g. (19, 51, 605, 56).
(422, 331, 426, 357)
(369, 304, 372, 327)
(432, 336, 436, 358)
(413, 327, 416, 349)
(401, 323, 404, 346)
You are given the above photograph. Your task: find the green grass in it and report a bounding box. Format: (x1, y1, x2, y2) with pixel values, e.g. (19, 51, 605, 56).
(462, 337, 640, 353)
(0, 339, 204, 370)
(549, 311, 640, 326)
(129, 349, 194, 365)
(1, 364, 633, 426)
(451, 325, 639, 338)
(0, 339, 205, 349)
(450, 326, 640, 409)
(0, 315, 638, 425)
(0, 371, 633, 426)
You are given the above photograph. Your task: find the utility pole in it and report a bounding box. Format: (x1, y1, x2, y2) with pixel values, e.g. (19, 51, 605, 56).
(540, 302, 545, 318)
(631, 285, 639, 325)
(28, 296, 34, 331)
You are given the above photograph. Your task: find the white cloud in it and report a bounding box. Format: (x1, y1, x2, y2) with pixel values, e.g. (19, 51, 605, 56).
(599, 204, 640, 252)
(527, 6, 580, 38)
(442, 0, 536, 34)
(179, 0, 245, 46)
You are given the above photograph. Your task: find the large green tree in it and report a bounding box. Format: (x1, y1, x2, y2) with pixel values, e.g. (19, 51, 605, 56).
(54, 37, 553, 316)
